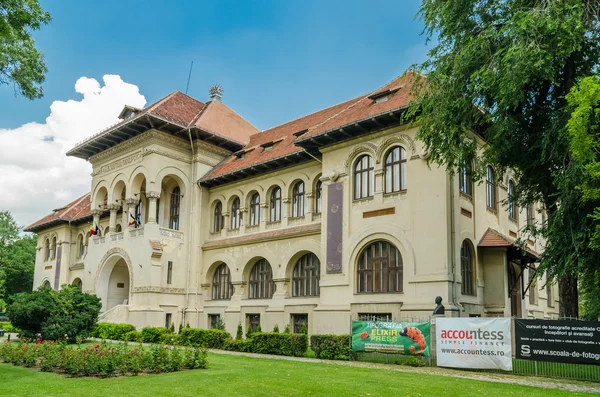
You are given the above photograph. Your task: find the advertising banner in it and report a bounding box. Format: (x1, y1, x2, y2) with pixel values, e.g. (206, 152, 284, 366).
(436, 318, 512, 371)
(515, 319, 600, 365)
(351, 320, 430, 356)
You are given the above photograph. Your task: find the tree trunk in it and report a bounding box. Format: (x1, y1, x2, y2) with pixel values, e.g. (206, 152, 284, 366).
(558, 274, 579, 319)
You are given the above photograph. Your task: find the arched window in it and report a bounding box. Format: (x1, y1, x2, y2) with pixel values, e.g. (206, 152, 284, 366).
(384, 147, 407, 193)
(213, 201, 224, 232)
(41, 280, 51, 289)
(169, 186, 181, 230)
(354, 155, 374, 199)
(72, 278, 82, 291)
(357, 241, 403, 293)
(292, 253, 320, 297)
(115, 224, 122, 233)
(508, 180, 517, 221)
(461, 240, 475, 296)
(231, 197, 242, 229)
(77, 235, 84, 259)
(270, 187, 281, 222)
(459, 160, 473, 196)
(248, 259, 275, 299)
(486, 166, 496, 210)
(44, 238, 50, 261)
(50, 237, 57, 260)
(315, 180, 322, 214)
(292, 181, 305, 218)
(212, 263, 233, 300)
(249, 193, 261, 226)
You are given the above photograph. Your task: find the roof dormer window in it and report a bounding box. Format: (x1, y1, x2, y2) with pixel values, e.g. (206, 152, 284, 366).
(368, 86, 402, 104)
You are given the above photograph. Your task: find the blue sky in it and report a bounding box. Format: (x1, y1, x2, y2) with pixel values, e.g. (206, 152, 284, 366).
(1, 0, 427, 131)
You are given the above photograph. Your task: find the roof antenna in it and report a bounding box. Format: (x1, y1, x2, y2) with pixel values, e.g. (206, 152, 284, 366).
(185, 61, 194, 94)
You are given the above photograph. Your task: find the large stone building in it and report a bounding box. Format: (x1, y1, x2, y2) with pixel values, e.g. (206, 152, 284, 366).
(25, 72, 559, 335)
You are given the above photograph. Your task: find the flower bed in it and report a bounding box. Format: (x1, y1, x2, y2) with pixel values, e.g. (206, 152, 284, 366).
(0, 340, 207, 377)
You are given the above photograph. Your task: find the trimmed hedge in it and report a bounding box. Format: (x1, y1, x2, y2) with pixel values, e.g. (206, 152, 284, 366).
(92, 323, 136, 340)
(248, 333, 308, 357)
(139, 327, 173, 344)
(0, 322, 16, 333)
(310, 334, 350, 360)
(177, 328, 230, 348)
(124, 330, 139, 342)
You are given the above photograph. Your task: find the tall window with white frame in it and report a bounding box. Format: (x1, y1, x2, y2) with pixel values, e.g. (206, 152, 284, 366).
(292, 253, 320, 297)
(249, 193, 260, 226)
(315, 180, 322, 214)
(528, 266, 538, 305)
(212, 263, 233, 300)
(356, 241, 403, 293)
(77, 235, 85, 259)
(384, 146, 407, 193)
(270, 187, 281, 222)
(459, 160, 473, 197)
(50, 237, 57, 260)
(44, 238, 50, 261)
(169, 187, 181, 230)
(460, 240, 475, 296)
(508, 180, 517, 221)
(231, 197, 242, 229)
(213, 201, 223, 232)
(292, 181, 305, 218)
(354, 155, 374, 199)
(167, 261, 173, 285)
(486, 166, 497, 210)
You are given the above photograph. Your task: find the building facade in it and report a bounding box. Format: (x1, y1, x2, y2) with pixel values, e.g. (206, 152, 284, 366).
(26, 73, 559, 336)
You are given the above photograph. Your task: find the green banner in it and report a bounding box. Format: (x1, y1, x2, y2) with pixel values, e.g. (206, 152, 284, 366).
(351, 320, 430, 356)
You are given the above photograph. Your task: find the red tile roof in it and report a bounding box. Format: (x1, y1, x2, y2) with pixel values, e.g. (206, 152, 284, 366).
(193, 100, 259, 145)
(25, 193, 92, 232)
(478, 228, 540, 259)
(200, 71, 420, 182)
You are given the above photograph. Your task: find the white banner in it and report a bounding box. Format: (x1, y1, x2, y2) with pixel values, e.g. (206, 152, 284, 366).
(436, 318, 512, 371)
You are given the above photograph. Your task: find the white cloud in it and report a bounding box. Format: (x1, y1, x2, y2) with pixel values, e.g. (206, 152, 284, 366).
(0, 75, 146, 230)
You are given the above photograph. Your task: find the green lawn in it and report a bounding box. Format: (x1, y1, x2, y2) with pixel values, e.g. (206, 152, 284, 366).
(0, 353, 591, 397)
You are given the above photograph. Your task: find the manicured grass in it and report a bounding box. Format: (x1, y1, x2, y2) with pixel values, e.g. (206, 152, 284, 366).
(0, 352, 591, 397)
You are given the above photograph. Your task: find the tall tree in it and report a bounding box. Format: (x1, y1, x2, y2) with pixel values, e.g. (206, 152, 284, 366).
(412, 1, 600, 317)
(0, 0, 51, 99)
(0, 211, 36, 302)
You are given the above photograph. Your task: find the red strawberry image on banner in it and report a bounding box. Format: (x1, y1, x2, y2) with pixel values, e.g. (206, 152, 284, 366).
(360, 332, 369, 339)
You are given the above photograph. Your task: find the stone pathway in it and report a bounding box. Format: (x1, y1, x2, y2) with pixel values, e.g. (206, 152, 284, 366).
(208, 349, 600, 394)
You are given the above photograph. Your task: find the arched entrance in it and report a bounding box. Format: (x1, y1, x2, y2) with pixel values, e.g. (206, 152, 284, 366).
(96, 250, 132, 311)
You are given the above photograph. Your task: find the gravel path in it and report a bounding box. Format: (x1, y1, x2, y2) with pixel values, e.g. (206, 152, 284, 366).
(208, 349, 600, 394)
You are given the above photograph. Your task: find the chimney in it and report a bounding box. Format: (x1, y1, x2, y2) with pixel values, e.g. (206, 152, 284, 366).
(209, 84, 223, 101)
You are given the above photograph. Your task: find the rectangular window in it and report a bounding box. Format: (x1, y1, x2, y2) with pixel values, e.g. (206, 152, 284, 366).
(209, 314, 220, 329)
(358, 313, 392, 322)
(165, 313, 172, 329)
(247, 314, 260, 333)
(292, 314, 308, 334)
(167, 261, 173, 284)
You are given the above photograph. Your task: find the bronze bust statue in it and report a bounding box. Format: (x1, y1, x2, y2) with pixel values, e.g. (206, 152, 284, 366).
(433, 296, 445, 315)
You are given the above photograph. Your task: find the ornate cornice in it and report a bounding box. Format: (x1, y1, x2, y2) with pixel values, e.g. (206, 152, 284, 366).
(143, 147, 192, 164)
(131, 286, 185, 294)
(89, 130, 191, 165)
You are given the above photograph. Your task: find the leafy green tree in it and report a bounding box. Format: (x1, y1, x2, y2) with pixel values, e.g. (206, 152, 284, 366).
(412, 0, 600, 317)
(8, 284, 101, 341)
(0, 211, 35, 303)
(564, 75, 600, 319)
(236, 323, 243, 339)
(0, 0, 51, 99)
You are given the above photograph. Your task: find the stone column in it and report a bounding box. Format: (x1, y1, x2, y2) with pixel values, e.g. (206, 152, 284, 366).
(282, 198, 291, 226)
(239, 207, 247, 233)
(147, 191, 160, 224)
(260, 202, 268, 230)
(108, 204, 120, 233)
(125, 198, 139, 229)
(121, 200, 129, 228)
(374, 168, 384, 198)
(306, 192, 315, 218)
(91, 209, 103, 230)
